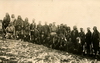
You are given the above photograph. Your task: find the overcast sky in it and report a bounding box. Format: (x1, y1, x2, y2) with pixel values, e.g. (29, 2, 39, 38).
(0, 0, 100, 32)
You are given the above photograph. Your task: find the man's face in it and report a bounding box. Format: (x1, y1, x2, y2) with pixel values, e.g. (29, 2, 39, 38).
(73, 27, 77, 30)
(6, 13, 9, 17)
(18, 16, 21, 19)
(93, 27, 97, 31)
(80, 28, 83, 32)
(32, 19, 35, 23)
(25, 18, 28, 22)
(11, 14, 15, 18)
(53, 22, 55, 26)
(39, 21, 41, 25)
(49, 23, 52, 26)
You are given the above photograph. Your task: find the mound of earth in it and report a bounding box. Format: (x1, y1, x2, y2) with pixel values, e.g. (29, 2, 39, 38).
(0, 39, 99, 63)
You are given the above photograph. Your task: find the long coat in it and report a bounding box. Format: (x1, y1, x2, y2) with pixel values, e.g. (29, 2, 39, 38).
(92, 30, 99, 51)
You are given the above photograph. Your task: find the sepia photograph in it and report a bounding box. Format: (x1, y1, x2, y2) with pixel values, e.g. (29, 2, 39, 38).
(0, 0, 100, 63)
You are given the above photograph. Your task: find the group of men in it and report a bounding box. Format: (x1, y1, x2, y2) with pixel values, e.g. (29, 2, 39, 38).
(2, 13, 100, 58)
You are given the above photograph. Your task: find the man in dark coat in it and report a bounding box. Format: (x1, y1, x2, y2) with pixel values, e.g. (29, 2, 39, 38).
(85, 27, 92, 56)
(71, 26, 79, 50)
(92, 26, 100, 58)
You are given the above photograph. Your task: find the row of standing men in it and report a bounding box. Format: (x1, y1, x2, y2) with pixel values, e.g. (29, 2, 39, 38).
(2, 13, 100, 58)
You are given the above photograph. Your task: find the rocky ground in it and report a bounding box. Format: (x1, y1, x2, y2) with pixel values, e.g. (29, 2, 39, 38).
(0, 38, 99, 63)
